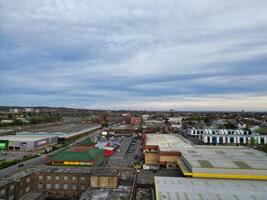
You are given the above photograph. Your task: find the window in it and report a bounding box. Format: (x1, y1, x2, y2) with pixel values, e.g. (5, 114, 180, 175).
(46, 184, 51, 189)
(81, 184, 86, 191)
(38, 183, 43, 189)
(81, 176, 85, 181)
(72, 184, 77, 190)
(55, 184, 60, 190)
(38, 176, 43, 180)
(0, 189, 5, 195)
(240, 137, 244, 144)
(63, 184, 68, 190)
(47, 176, 51, 180)
(72, 176, 77, 181)
(8, 195, 14, 200)
(64, 176, 68, 181)
(55, 176, 60, 180)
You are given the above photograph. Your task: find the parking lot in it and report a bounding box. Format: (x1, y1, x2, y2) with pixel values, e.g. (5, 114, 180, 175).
(107, 134, 142, 168)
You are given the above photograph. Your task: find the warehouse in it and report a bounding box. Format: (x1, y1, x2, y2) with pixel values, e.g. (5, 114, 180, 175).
(178, 145, 267, 180)
(0, 135, 58, 151)
(154, 176, 267, 200)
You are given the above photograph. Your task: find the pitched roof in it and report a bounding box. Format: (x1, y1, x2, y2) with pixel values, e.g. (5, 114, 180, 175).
(49, 146, 104, 162)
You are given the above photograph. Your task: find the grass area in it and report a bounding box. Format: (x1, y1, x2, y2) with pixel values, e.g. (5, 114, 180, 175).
(256, 126, 267, 135)
(256, 144, 267, 153)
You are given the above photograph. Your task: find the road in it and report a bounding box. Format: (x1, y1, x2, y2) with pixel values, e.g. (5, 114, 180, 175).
(0, 128, 101, 178)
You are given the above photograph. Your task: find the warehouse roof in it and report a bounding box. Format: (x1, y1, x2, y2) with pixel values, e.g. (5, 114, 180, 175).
(0, 135, 53, 142)
(182, 146, 267, 170)
(154, 176, 267, 200)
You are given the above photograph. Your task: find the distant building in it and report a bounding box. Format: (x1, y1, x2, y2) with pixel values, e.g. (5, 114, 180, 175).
(25, 108, 33, 112)
(141, 114, 150, 121)
(168, 117, 183, 124)
(130, 116, 141, 125)
(16, 124, 101, 141)
(187, 128, 267, 145)
(122, 114, 131, 124)
(0, 135, 58, 151)
(9, 108, 19, 113)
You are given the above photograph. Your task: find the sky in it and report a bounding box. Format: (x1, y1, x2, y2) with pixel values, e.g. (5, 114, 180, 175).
(0, 0, 267, 111)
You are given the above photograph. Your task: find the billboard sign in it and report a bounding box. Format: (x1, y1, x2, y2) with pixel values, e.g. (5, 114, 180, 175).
(37, 140, 47, 146)
(0, 140, 8, 150)
(20, 142, 27, 147)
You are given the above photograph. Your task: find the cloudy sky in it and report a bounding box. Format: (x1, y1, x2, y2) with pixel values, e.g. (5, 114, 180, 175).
(0, 0, 267, 111)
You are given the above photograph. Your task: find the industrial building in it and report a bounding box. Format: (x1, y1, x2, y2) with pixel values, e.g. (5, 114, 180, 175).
(16, 124, 101, 141)
(143, 134, 191, 169)
(144, 134, 267, 180)
(48, 139, 104, 166)
(154, 176, 267, 200)
(187, 128, 267, 145)
(178, 145, 267, 180)
(0, 135, 58, 151)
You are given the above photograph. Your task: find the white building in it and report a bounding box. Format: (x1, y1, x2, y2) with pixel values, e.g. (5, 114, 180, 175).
(187, 128, 267, 145)
(9, 108, 19, 113)
(0, 135, 58, 150)
(168, 117, 183, 124)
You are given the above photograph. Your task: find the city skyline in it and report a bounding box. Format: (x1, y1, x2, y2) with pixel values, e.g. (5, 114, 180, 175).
(1, 0, 267, 111)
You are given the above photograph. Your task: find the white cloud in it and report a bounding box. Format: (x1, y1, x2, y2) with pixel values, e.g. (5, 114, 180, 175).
(0, 0, 267, 110)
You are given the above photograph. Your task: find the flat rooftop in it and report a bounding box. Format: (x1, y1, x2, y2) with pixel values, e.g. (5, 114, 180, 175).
(145, 134, 193, 152)
(16, 124, 101, 138)
(182, 146, 267, 170)
(155, 176, 267, 200)
(0, 135, 53, 141)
